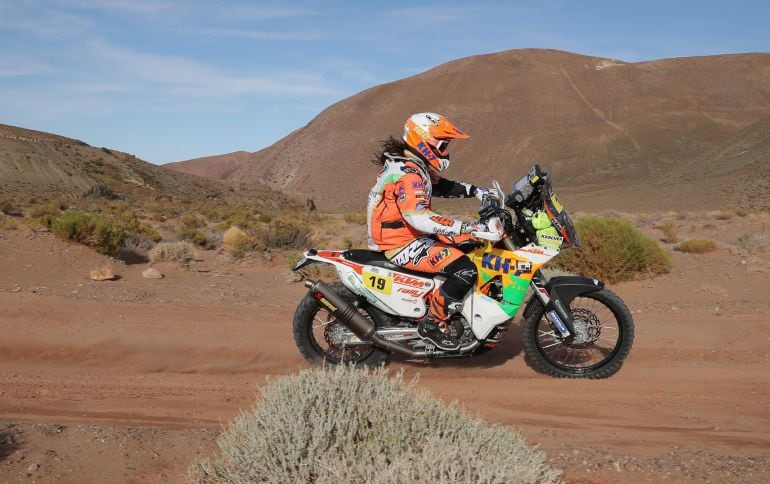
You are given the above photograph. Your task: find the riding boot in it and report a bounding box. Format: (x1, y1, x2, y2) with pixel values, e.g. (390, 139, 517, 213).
(417, 287, 462, 351)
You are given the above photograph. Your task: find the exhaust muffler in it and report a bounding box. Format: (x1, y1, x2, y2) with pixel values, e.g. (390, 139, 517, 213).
(304, 279, 425, 358)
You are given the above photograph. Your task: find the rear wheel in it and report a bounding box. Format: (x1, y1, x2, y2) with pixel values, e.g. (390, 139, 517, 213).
(292, 282, 388, 367)
(522, 288, 634, 378)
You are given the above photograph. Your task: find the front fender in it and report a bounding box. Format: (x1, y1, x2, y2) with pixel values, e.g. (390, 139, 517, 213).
(522, 275, 604, 320)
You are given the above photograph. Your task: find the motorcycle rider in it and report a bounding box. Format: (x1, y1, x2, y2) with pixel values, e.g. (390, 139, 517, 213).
(367, 112, 491, 351)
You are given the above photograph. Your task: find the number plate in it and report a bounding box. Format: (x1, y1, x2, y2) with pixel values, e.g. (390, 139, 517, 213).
(362, 270, 392, 294)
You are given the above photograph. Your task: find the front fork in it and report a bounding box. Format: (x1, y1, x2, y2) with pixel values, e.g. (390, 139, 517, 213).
(530, 271, 574, 339)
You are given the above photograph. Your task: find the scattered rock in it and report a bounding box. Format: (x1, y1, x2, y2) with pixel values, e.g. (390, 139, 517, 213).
(90, 268, 116, 281)
(142, 268, 163, 279)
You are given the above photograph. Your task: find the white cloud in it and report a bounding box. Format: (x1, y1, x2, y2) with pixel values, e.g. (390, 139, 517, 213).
(88, 41, 336, 98)
(197, 27, 322, 42)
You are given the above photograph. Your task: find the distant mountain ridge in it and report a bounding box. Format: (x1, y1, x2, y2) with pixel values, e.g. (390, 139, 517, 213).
(0, 124, 292, 209)
(166, 49, 770, 212)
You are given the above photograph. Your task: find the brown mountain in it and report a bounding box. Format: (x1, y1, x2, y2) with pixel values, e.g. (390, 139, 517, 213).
(0, 124, 291, 209)
(164, 151, 251, 180)
(168, 49, 770, 212)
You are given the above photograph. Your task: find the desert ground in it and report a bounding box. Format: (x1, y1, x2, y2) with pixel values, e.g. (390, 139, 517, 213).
(1, 211, 769, 483)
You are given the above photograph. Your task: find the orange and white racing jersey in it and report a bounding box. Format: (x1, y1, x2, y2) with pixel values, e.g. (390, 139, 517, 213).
(367, 151, 477, 251)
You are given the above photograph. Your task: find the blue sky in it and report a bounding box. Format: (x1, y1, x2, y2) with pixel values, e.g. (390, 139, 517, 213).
(1, 1, 768, 164)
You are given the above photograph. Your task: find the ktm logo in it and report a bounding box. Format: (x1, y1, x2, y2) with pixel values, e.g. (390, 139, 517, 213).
(393, 273, 425, 288)
(430, 215, 454, 227)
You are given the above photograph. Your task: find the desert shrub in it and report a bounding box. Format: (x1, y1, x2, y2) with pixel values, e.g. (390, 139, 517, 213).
(0, 215, 18, 230)
(554, 215, 671, 283)
(343, 212, 368, 225)
(678, 238, 717, 253)
(733, 228, 770, 255)
(148, 241, 194, 263)
(25, 202, 66, 229)
(257, 213, 272, 223)
(255, 214, 311, 250)
(51, 212, 125, 256)
(0, 198, 20, 216)
(189, 366, 560, 484)
(223, 226, 260, 258)
(178, 214, 216, 249)
(656, 220, 678, 243)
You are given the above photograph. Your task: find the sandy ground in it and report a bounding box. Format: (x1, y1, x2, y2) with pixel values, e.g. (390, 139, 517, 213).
(1, 213, 769, 483)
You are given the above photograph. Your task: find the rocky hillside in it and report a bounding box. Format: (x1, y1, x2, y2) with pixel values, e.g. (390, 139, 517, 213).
(167, 49, 770, 212)
(0, 124, 291, 210)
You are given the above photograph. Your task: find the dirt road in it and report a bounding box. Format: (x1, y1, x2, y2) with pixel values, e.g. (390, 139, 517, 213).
(1, 226, 769, 482)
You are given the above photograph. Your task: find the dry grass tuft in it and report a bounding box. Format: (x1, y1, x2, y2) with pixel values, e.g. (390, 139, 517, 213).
(342, 212, 368, 225)
(189, 366, 560, 484)
(677, 238, 717, 254)
(732, 227, 770, 256)
(656, 220, 679, 243)
(148, 241, 194, 264)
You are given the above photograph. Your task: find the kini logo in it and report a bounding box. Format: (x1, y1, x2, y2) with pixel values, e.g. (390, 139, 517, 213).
(482, 254, 513, 273)
(482, 254, 534, 276)
(428, 247, 452, 267)
(416, 141, 438, 161)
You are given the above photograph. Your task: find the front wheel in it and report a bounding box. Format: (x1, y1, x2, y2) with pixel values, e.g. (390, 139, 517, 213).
(292, 282, 389, 367)
(522, 288, 634, 379)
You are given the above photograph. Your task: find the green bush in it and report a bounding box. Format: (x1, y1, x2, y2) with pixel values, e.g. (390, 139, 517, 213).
(554, 215, 671, 283)
(51, 212, 125, 256)
(189, 366, 560, 483)
(179, 213, 216, 249)
(678, 238, 717, 253)
(25, 202, 66, 229)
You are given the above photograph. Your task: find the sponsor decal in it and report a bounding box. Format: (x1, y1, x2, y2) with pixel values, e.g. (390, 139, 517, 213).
(516, 261, 532, 274)
(429, 215, 455, 227)
(424, 113, 440, 125)
(412, 181, 425, 189)
(390, 238, 435, 267)
(415, 203, 429, 211)
(517, 246, 550, 256)
(396, 184, 406, 202)
(428, 247, 452, 267)
(398, 287, 422, 298)
(314, 293, 337, 312)
(416, 141, 437, 161)
(393, 273, 425, 288)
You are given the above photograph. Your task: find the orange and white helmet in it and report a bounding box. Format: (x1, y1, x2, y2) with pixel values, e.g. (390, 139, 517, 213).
(403, 112, 469, 172)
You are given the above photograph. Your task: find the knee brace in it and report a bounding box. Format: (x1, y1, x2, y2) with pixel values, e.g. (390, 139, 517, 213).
(439, 256, 478, 300)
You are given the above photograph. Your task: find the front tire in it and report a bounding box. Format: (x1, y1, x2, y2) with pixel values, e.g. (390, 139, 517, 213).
(292, 282, 388, 367)
(522, 288, 634, 379)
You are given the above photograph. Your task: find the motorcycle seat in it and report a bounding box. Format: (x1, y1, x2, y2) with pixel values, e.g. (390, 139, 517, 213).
(342, 249, 428, 278)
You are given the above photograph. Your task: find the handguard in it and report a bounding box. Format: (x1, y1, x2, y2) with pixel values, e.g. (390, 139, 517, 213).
(471, 216, 505, 242)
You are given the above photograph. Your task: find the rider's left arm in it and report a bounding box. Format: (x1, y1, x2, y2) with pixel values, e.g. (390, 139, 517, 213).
(432, 176, 478, 199)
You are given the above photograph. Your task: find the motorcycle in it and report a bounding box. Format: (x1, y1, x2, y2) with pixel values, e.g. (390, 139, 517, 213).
(291, 165, 634, 378)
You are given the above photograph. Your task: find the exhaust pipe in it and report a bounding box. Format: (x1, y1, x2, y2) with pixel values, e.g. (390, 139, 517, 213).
(304, 279, 426, 358)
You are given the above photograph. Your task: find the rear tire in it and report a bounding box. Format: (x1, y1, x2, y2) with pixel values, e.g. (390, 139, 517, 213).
(522, 288, 634, 379)
(292, 282, 389, 367)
